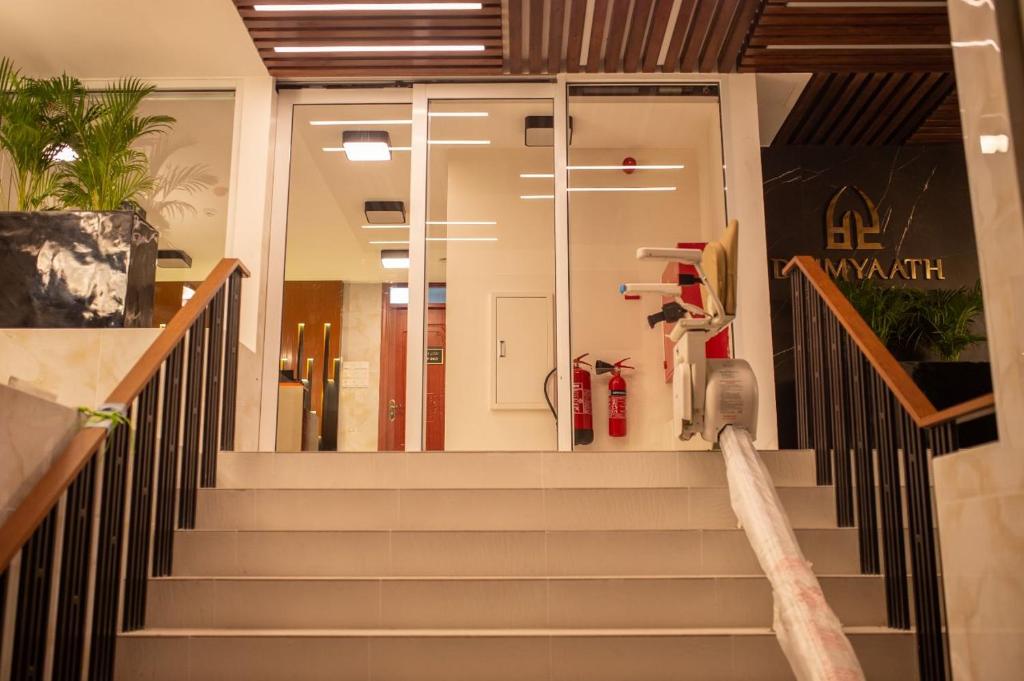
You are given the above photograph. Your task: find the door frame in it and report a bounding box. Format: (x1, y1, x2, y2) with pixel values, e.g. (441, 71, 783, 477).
(259, 76, 758, 452)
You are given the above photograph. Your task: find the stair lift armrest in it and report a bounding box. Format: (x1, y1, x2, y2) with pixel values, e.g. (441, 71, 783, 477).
(635, 247, 704, 264)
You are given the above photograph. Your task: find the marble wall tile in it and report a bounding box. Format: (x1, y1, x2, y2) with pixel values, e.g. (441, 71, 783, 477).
(339, 283, 382, 452)
(934, 444, 1024, 681)
(0, 328, 160, 409)
(0, 384, 79, 525)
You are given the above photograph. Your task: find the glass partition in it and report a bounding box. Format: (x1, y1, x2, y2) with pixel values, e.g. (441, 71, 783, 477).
(567, 84, 727, 450)
(423, 98, 558, 451)
(276, 102, 412, 452)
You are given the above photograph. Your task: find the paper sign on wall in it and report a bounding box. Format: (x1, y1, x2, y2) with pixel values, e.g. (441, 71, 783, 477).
(341, 361, 370, 388)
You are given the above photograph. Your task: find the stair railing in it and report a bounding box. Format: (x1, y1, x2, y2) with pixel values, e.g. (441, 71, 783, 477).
(784, 256, 995, 681)
(0, 258, 248, 681)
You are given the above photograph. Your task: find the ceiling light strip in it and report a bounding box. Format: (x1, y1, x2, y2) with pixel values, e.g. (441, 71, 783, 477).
(371, 237, 498, 244)
(274, 45, 486, 54)
(568, 186, 677, 192)
(520, 173, 555, 179)
(569, 164, 685, 170)
(256, 3, 483, 12)
(323, 146, 411, 152)
(521, 195, 555, 200)
(312, 120, 412, 126)
(428, 112, 490, 118)
(362, 225, 410, 230)
(427, 139, 491, 145)
(426, 220, 497, 225)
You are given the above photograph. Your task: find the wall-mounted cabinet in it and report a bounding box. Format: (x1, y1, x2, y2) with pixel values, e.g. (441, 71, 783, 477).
(491, 293, 553, 410)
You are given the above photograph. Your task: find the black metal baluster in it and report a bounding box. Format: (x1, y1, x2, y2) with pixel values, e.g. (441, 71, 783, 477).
(88, 418, 132, 681)
(825, 312, 854, 526)
(899, 410, 947, 681)
(201, 289, 226, 488)
(52, 459, 98, 681)
(11, 508, 57, 681)
(790, 273, 811, 449)
(871, 370, 910, 629)
(806, 287, 832, 484)
(123, 376, 159, 631)
(153, 344, 184, 576)
(179, 316, 207, 529)
(221, 271, 243, 451)
(847, 340, 880, 573)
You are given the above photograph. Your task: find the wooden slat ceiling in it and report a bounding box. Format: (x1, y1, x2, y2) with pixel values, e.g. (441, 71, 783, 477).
(907, 91, 962, 144)
(507, 0, 762, 74)
(233, 0, 505, 78)
(772, 72, 957, 146)
(232, 0, 961, 145)
(740, 0, 953, 73)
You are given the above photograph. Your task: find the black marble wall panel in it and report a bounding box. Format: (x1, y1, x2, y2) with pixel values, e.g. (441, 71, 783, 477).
(763, 144, 984, 447)
(0, 211, 157, 328)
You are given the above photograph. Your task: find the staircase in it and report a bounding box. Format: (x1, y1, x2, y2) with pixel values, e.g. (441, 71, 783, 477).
(115, 449, 916, 681)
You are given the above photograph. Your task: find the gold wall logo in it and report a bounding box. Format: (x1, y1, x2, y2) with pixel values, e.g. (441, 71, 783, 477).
(771, 185, 945, 281)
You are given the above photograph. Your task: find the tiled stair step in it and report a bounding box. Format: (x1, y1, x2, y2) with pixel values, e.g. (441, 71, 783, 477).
(146, 574, 887, 629)
(173, 528, 862, 577)
(115, 627, 918, 681)
(217, 450, 819, 489)
(194, 486, 837, 531)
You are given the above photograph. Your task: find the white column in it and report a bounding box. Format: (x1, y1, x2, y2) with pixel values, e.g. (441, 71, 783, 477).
(224, 75, 277, 451)
(720, 74, 779, 449)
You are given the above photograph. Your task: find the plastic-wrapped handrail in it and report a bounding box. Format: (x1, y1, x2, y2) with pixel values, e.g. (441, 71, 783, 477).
(719, 426, 866, 681)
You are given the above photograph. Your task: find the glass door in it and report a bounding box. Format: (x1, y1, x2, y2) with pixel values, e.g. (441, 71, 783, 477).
(415, 85, 561, 451)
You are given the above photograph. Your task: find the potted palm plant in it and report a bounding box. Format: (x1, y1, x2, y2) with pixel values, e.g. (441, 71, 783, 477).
(0, 57, 173, 328)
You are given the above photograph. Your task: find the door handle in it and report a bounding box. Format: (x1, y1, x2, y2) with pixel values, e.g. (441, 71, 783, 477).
(499, 340, 506, 358)
(388, 399, 398, 422)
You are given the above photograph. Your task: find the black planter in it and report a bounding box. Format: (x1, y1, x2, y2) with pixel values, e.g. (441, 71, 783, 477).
(0, 210, 157, 328)
(902, 360, 996, 447)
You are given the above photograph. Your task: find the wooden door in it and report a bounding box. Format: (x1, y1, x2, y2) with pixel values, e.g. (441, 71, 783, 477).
(425, 306, 446, 451)
(378, 288, 407, 451)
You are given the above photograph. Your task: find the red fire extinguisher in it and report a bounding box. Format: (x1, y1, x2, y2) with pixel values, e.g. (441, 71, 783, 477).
(572, 353, 594, 445)
(598, 358, 635, 438)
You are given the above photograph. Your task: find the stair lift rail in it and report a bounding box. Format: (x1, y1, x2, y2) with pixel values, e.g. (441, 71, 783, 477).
(785, 255, 996, 681)
(629, 228, 864, 681)
(0, 258, 249, 681)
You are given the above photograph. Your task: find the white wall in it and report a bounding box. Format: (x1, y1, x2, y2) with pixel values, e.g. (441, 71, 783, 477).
(442, 149, 559, 451)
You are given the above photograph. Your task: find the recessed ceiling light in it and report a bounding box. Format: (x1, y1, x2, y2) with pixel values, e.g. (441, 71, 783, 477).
(342, 130, 392, 161)
(520, 173, 555, 179)
(256, 3, 483, 11)
(381, 249, 410, 269)
(323, 146, 410, 153)
(429, 111, 489, 118)
(427, 139, 491, 145)
(157, 249, 193, 269)
(520, 195, 555, 200)
(312, 119, 412, 126)
(568, 186, 677, 192)
(426, 220, 496, 225)
(274, 44, 486, 54)
(569, 164, 685, 171)
(365, 200, 406, 224)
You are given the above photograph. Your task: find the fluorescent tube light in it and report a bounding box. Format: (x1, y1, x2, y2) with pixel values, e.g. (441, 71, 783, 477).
(520, 173, 555, 178)
(569, 186, 677, 192)
(521, 194, 555, 200)
(256, 3, 483, 11)
(371, 240, 412, 245)
(312, 119, 412, 126)
(362, 224, 410, 230)
(427, 139, 491, 145)
(569, 164, 685, 171)
(429, 111, 489, 118)
(274, 44, 485, 54)
(342, 130, 392, 161)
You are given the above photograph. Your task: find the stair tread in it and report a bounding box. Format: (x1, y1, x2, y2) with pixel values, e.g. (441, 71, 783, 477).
(123, 625, 906, 637)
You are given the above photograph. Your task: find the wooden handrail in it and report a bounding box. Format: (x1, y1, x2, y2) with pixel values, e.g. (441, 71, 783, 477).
(0, 258, 249, 571)
(783, 255, 995, 429)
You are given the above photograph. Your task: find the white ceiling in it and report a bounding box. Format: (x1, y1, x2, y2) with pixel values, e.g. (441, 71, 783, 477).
(283, 97, 724, 283)
(0, 0, 266, 79)
(755, 73, 812, 146)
